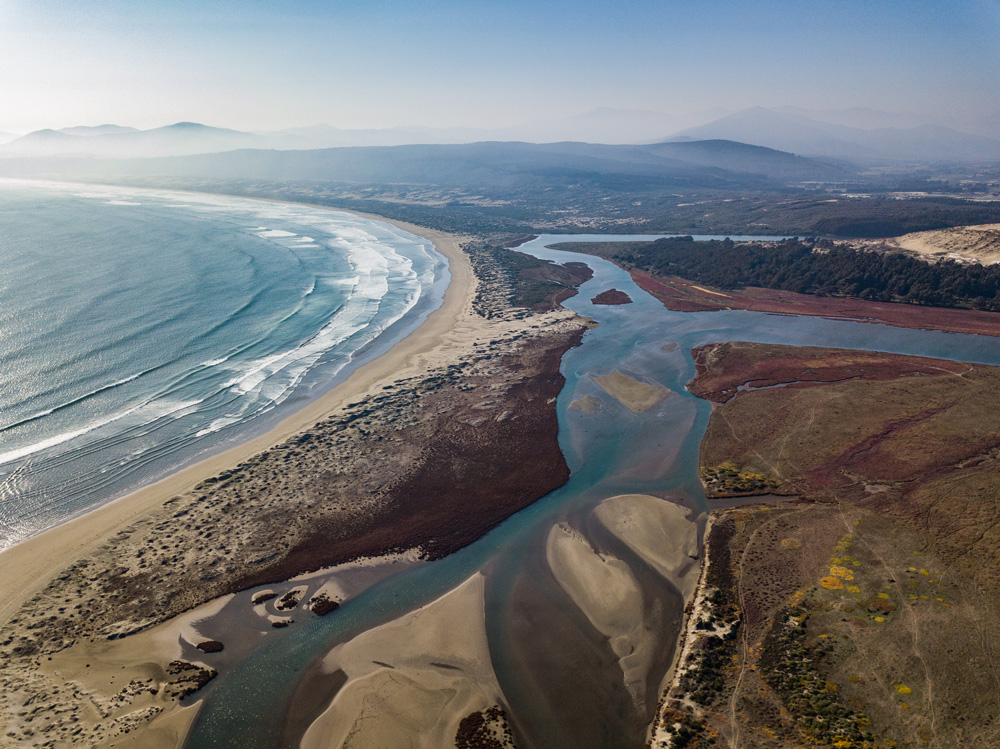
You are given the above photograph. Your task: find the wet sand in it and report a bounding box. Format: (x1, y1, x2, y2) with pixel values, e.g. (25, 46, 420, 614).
(299, 574, 506, 749)
(569, 394, 605, 414)
(591, 371, 672, 414)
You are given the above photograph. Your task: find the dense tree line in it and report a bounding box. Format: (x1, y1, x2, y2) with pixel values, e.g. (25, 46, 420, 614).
(604, 236, 1000, 311)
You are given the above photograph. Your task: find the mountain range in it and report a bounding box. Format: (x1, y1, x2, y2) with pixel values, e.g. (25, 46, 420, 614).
(0, 138, 851, 194)
(2, 106, 998, 163)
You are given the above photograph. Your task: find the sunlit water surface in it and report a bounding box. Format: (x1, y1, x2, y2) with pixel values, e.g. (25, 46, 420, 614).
(0, 180, 445, 549)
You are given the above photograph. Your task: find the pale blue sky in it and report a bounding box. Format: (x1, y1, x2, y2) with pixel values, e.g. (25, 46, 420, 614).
(2, 0, 998, 134)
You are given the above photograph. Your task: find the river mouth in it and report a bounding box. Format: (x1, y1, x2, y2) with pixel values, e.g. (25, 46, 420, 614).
(185, 234, 1000, 749)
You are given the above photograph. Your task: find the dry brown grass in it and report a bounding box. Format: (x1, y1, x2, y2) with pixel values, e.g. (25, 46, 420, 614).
(677, 342, 1000, 748)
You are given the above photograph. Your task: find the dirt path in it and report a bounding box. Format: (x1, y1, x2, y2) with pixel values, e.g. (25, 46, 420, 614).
(726, 505, 813, 748)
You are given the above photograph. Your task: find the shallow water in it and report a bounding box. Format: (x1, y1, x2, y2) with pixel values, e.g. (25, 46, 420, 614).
(0, 180, 445, 549)
(184, 234, 1000, 748)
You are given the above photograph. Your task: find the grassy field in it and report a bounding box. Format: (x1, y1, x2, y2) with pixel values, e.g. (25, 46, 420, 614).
(662, 342, 1000, 749)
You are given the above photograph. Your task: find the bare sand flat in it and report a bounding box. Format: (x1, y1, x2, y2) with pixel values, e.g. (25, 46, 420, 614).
(593, 494, 700, 598)
(591, 371, 672, 414)
(36, 594, 233, 749)
(300, 573, 504, 749)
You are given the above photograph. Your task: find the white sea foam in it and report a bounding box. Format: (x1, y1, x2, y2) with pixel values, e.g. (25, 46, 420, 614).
(0, 396, 203, 467)
(196, 415, 243, 438)
(0, 181, 442, 525)
(213, 224, 423, 416)
(255, 229, 297, 238)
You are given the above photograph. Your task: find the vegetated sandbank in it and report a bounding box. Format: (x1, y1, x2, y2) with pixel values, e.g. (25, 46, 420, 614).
(652, 341, 1000, 748)
(551, 235, 1000, 337)
(0, 197, 591, 748)
(590, 288, 633, 305)
(632, 270, 1000, 337)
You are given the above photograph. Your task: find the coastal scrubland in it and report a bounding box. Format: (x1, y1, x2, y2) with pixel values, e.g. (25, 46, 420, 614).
(654, 342, 1000, 748)
(0, 229, 591, 747)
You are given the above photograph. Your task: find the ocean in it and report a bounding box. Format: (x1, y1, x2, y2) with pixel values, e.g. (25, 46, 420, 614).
(0, 180, 446, 549)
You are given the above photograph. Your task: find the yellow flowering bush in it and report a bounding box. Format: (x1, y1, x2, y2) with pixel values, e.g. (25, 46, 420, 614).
(829, 565, 854, 580)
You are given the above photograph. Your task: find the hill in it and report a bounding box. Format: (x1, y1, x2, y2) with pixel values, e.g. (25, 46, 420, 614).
(58, 124, 140, 137)
(670, 107, 1000, 162)
(641, 139, 849, 180)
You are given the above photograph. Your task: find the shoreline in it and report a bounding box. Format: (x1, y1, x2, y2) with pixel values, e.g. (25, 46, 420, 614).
(0, 201, 472, 628)
(647, 513, 714, 746)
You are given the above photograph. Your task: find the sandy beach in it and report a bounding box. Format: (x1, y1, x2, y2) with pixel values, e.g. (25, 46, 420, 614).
(0, 200, 595, 747)
(0, 215, 470, 628)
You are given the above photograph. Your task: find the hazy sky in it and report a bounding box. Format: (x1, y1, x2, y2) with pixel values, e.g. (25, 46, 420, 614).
(2, 0, 998, 134)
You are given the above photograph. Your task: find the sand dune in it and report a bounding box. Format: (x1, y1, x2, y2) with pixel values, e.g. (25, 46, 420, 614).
(887, 223, 1000, 264)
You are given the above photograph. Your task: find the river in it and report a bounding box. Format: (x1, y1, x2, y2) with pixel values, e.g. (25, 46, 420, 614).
(185, 234, 1000, 748)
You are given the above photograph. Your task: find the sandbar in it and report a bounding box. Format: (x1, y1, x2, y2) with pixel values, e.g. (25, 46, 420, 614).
(591, 371, 672, 414)
(546, 523, 655, 705)
(300, 573, 506, 749)
(569, 394, 605, 414)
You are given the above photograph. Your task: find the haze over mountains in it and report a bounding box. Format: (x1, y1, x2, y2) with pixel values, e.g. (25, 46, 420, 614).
(671, 107, 1000, 162)
(141, 140, 851, 185)
(3, 106, 999, 164)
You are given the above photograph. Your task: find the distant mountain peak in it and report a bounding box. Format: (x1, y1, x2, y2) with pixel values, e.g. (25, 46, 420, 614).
(59, 124, 139, 137)
(667, 107, 1000, 162)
